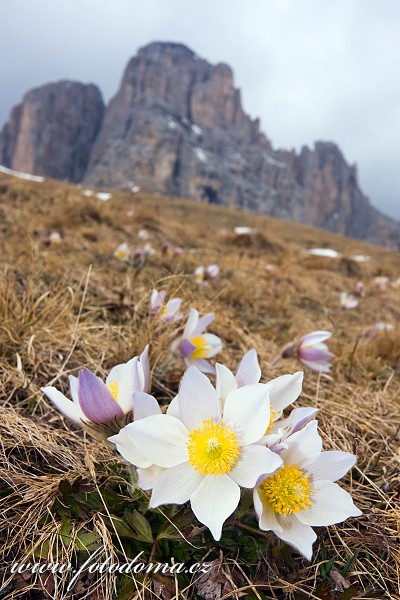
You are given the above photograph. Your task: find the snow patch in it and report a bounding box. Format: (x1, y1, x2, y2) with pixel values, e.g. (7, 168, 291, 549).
(194, 147, 207, 162)
(167, 116, 177, 129)
(263, 154, 285, 168)
(96, 192, 112, 201)
(82, 189, 94, 197)
(303, 248, 341, 258)
(0, 164, 45, 183)
(191, 124, 202, 136)
(351, 254, 371, 262)
(234, 226, 254, 235)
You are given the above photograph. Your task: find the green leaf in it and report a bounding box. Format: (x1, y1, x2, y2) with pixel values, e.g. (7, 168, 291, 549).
(75, 531, 101, 552)
(342, 550, 359, 576)
(115, 577, 137, 600)
(125, 510, 153, 543)
(338, 586, 359, 600)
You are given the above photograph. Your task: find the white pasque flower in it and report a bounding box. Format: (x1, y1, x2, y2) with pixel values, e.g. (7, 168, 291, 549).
(340, 292, 358, 309)
(42, 347, 150, 438)
(254, 420, 362, 560)
(114, 242, 130, 261)
(149, 289, 182, 323)
(215, 349, 304, 421)
(118, 366, 282, 540)
(176, 308, 222, 374)
(109, 390, 165, 488)
(214, 350, 313, 450)
(168, 349, 311, 453)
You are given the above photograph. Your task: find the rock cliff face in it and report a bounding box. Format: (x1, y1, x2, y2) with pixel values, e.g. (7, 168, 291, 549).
(0, 42, 398, 244)
(0, 81, 104, 182)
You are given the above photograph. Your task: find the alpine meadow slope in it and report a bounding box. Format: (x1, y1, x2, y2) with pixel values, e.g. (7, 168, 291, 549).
(0, 171, 399, 599)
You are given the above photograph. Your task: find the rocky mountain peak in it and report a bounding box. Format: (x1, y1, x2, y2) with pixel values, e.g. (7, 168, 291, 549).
(0, 80, 104, 183)
(0, 42, 398, 245)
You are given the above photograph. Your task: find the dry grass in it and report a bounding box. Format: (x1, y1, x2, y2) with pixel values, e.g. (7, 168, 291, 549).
(0, 174, 399, 599)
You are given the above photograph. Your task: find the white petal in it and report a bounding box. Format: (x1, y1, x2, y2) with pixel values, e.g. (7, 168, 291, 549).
(300, 331, 332, 346)
(189, 358, 216, 375)
(235, 349, 261, 387)
(41, 386, 83, 424)
(275, 514, 317, 560)
(178, 366, 221, 430)
(68, 375, 80, 404)
(253, 487, 263, 520)
(269, 371, 303, 417)
(106, 362, 126, 386)
(300, 359, 331, 373)
(126, 414, 188, 468)
(183, 307, 199, 338)
(111, 359, 136, 412)
(229, 445, 282, 488)
(133, 392, 161, 420)
(137, 465, 164, 490)
(281, 420, 322, 469)
(190, 475, 240, 540)
(296, 481, 362, 527)
(192, 312, 214, 336)
(305, 451, 357, 482)
(166, 298, 182, 312)
(108, 427, 152, 468)
(215, 363, 237, 406)
(202, 333, 223, 358)
(254, 489, 282, 532)
(150, 463, 203, 506)
(223, 383, 272, 445)
(275, 407, 318, 439)
(166, 394, 181, 418)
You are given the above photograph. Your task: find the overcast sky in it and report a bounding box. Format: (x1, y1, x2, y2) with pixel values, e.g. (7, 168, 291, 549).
(1, 0, 399, 219)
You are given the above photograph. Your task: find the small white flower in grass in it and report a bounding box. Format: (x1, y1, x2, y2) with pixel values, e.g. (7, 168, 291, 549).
(49, 231, 62, 245)
(340, 292, 358, 309)
(354, 281, 365, 297)
(123, 366, 282, 540)
(254, 420, 361, 560)
(365, 321, 394, 340)
(205, 264, 220, 279)
(138, 229, 149, 241)
(149, 289, 182, 324)
(175, 308, 222, 374)
(114, 242, 130, 261)
(391, 277, 400, 290)
(279, 331, 334, 373)
(373, 276, 389, 291)
(41, 347, 150, 439)
(194, 265, 220, 284)
(194, 266, 205, 284)
(143, 243, 156, 256)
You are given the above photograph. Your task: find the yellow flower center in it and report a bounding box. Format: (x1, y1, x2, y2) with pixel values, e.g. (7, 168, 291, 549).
(261, 464, 313, 516)
(107, 380, 120, 402)
(189, 336, 210, 359)
(264, 407, 277, 435)
(117, 250, 127, 258)
(187, 419, 240, 475)
(158, 305, 169, 318)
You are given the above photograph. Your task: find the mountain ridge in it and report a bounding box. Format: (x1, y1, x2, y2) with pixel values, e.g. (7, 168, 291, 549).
(0, 41, 398, 245)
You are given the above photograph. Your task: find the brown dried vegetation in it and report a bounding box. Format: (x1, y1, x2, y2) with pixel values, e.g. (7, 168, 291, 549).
(0, 174, 399, 599)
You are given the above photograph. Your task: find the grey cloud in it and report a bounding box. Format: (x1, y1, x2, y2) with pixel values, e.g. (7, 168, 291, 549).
(1, 0, 399, 219)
